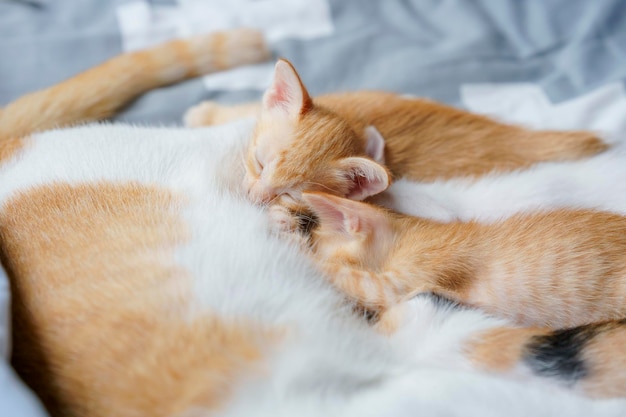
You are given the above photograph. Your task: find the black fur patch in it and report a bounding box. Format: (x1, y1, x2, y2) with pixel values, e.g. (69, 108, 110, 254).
(523, 320, 625, 383)
(296, 209, 318, 236)
(523, 327, 592, 383)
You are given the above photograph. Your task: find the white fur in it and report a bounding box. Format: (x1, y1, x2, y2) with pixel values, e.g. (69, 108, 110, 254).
(1, 121, 625, 416)
(374, 141, 626, 223)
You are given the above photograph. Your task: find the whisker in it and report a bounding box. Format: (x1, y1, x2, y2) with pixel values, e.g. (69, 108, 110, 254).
(302, 181, 337, 193)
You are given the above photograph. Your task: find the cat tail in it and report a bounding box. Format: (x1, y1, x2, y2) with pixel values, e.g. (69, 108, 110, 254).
(0, 28, 270, 147)
(467, 320, 626, 398)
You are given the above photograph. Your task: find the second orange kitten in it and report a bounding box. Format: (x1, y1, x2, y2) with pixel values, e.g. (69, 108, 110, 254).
(299, 192, 626, 329)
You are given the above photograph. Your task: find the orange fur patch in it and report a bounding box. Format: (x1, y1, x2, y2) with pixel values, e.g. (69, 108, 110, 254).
(373, 302, 408, 336)
(580, 322, 626, 398)
(467, 327, 549, 372)
(0, 182, 271, 416)
(0, 136, 26, 164)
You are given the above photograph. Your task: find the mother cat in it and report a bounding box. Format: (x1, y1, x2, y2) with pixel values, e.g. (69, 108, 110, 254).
(0, 29, 624, 416)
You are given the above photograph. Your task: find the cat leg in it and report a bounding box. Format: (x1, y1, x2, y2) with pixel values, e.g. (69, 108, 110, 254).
(321, 264, 429, 311)
(373, 302, 410, 335)
(184, 101, 261, 127)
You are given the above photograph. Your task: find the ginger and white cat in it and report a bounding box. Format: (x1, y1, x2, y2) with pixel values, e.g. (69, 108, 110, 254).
(1, 29, 625, 417)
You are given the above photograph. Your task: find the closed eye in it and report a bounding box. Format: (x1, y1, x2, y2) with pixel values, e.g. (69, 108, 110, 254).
(247, 148, 263, 175)
(251, 158, 262, 173)
(254, 148, 264, 172)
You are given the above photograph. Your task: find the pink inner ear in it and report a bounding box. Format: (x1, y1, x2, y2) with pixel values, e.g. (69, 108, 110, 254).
(364, 126, 385, 164)
(347, 179, 384, 201)
(262, 59, 312, 116)
(302, 192, 368, 235)
(347, 178, 385, 201)
(344, 214, 360, 234)
(342, 157, 390, 201)
(264, 75, 289, 110)
(302, 193, 346, 229)
(303, 192, 390, 238)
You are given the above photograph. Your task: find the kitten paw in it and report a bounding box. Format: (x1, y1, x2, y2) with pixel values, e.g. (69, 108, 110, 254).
(268, 204, 309, 247)
(184, 101, 261, 127)
(184, 101, 222, 127)
(268, 204, 300, 234)
(373, 302, 408, 336)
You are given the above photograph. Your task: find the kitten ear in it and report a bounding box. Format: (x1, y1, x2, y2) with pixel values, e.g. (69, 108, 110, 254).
(302, 192, 382, 236)
(338, 157, 391, 200)
(302, 192, 361, 234)
(262, 59, 313, 118)
(364, 126, 385, 164)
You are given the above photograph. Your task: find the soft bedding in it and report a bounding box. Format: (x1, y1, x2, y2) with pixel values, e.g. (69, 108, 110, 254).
(2, 0, 626, 415)
(2, 0, 626, 124)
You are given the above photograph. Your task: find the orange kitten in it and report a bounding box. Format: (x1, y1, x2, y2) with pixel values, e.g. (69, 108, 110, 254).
(299, 192, 626, 330)
(185, 59, 607, 204)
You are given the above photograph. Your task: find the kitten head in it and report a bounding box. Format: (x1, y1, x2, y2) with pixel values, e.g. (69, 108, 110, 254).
(302, 192, 396, 270)
(245, 59, 390, 204)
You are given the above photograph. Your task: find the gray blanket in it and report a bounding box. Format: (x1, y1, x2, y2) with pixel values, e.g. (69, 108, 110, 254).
(2, 0, 626, 125)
